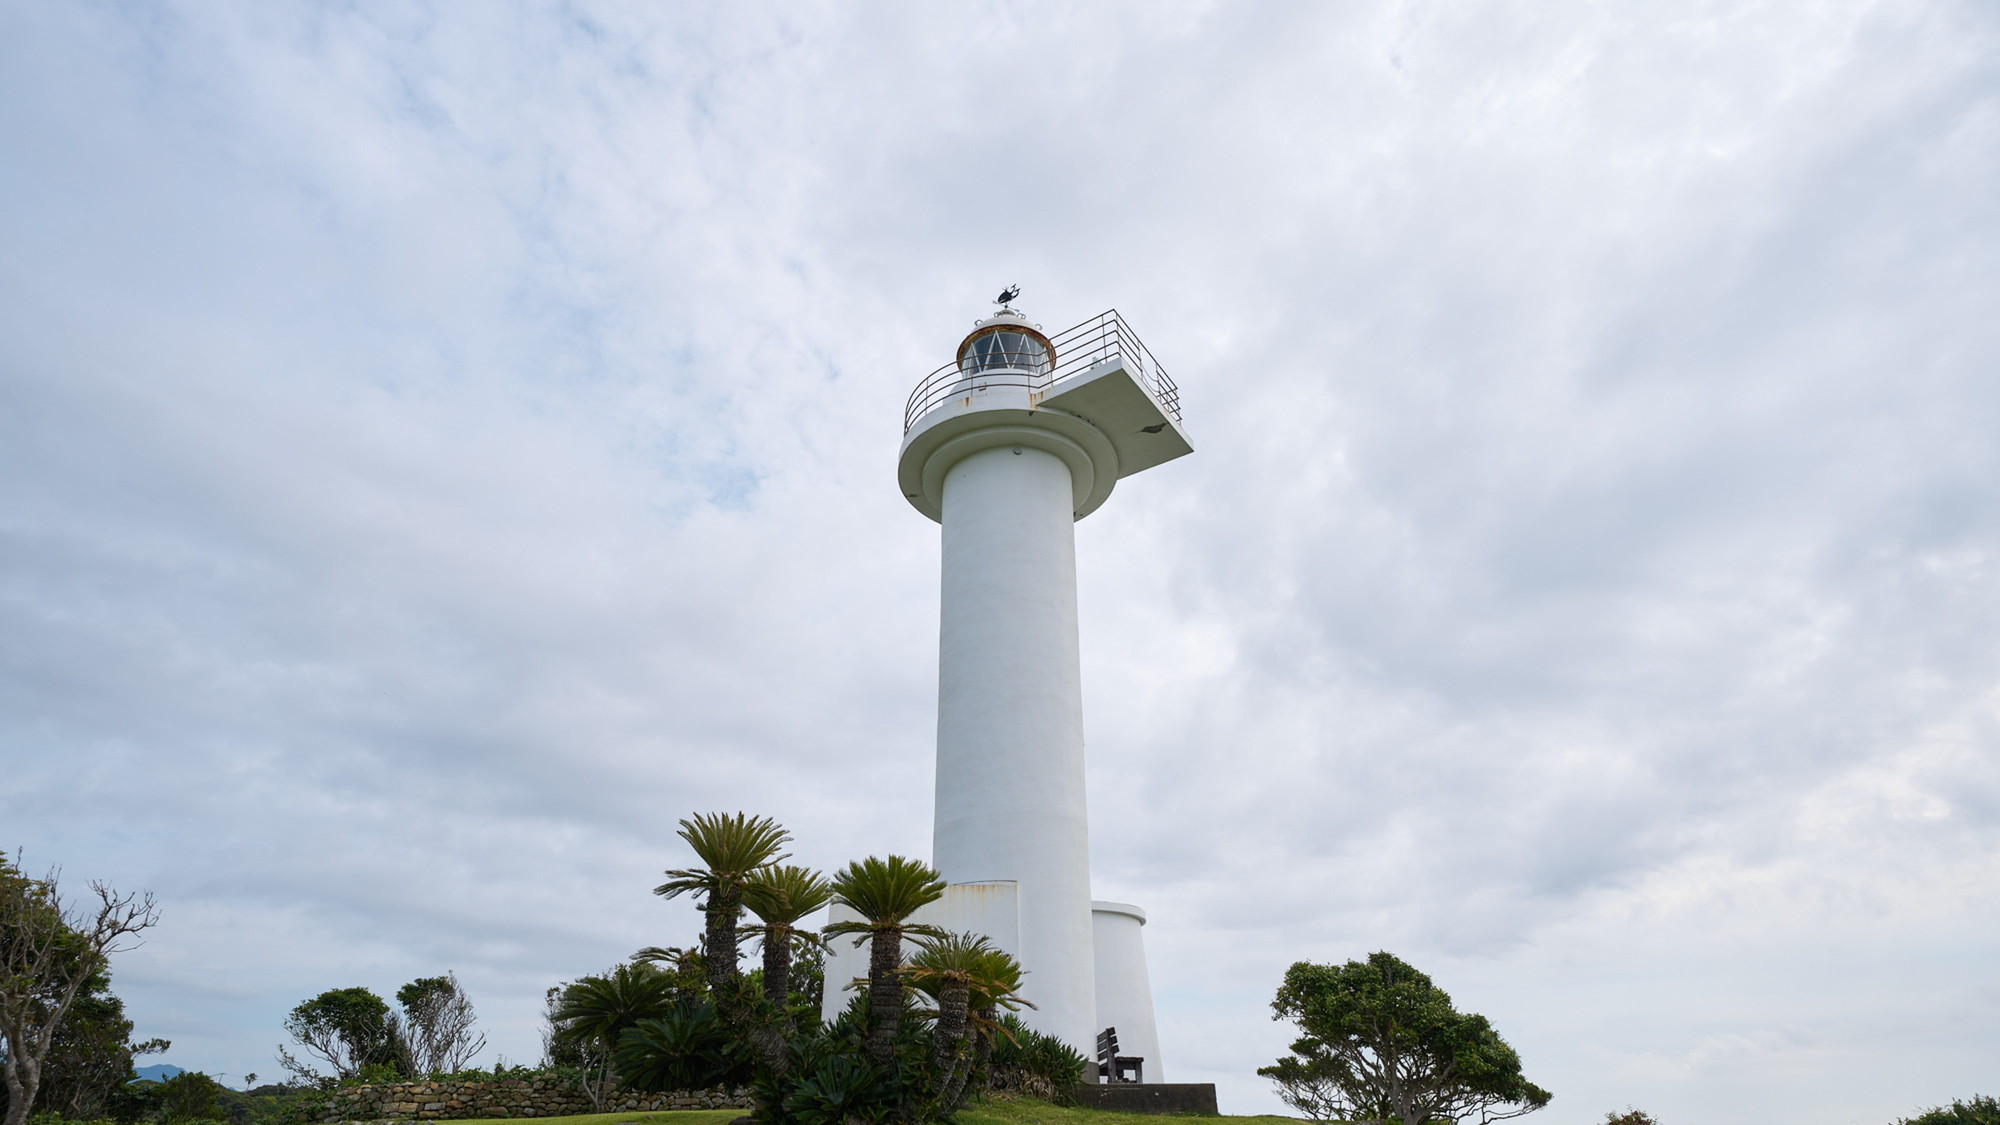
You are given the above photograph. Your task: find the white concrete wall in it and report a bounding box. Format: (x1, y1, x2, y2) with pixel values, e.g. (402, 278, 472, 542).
(1090, 902, 1162, 1082)
(817, 881, 1021, 1028)
(933, 443, 1099, 1054)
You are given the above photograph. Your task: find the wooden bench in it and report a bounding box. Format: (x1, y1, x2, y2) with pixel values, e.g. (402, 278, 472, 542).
(1096, 1026, 1144, 1084)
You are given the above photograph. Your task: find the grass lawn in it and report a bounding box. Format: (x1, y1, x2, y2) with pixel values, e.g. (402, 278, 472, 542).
(424, 1099, 1290, 1125)
(961, 1096, 1292, 1125)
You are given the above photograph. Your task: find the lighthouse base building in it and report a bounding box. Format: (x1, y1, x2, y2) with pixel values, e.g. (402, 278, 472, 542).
(822, 305, 1190, 1081)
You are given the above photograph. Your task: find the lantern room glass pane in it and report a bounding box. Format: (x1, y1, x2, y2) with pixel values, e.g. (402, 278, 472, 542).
(961, 330, 1051, 375)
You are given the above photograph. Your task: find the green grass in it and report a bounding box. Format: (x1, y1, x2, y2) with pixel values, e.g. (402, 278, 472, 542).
(952, 1096, 1285, 1125)
(426, 1098, 1289, 1125)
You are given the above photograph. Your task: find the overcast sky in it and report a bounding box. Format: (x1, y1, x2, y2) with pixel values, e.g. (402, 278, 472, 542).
(3, 3, 1997, 1123)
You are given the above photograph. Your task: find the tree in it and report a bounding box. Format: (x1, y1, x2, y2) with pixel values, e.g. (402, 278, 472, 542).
(394, 974, 486, 1076)
(741, 865, 833, 1015)
(277, 987, 400, 1082)
(0, 851, 161, 1125)
(823, 856, 945, 1066)
(1894, 1095, 2000, 1125)
(27, 966, 168, 1120)
(652, 813, 792, 1008)
(551, 963, 678, 1109)
(1603, 1111, 1660, 1125)
(144, 1070, 228, 1125)
(904, 933, 1030, 1111)
(1259, 952, 1551, 1125)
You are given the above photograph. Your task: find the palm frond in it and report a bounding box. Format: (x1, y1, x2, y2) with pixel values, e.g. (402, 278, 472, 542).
(677, 812, 792, 876)
(827, 855, 946, 924)
(742, 863, 834, 925)
(652, 868, 713, 900)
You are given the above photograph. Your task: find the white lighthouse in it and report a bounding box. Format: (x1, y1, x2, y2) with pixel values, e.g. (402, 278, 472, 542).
(821, 300, 1190, 1069)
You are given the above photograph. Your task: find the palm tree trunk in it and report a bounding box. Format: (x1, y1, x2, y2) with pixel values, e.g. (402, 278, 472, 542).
(761, 924, 791, 1010)
(972, 1006, 996, 1075)
(703, 887, 742, 997)
(933, 981, 972, 1110)
(864, 927, 904, 1065)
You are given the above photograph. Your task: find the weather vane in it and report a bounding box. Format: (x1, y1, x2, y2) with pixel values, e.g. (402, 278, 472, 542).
(994, 284, 1021, 306)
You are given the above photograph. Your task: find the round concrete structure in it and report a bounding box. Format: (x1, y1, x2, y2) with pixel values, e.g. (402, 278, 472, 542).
(1091, 901, 1163, 1081)
(928, 438, 1101, 1052)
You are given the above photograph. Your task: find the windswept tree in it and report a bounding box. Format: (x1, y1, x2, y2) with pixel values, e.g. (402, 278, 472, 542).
(32, 967, 168, 1121)
(394, 974, 486, 1076)
(277, 987, 400, 1082)
(741, 865, 832, 1014)
(823, 855, 946, 1066)
(1259, 952, 1551, 1125)
(0, 851, 160, 1125)
(653, 813, 792, 1013)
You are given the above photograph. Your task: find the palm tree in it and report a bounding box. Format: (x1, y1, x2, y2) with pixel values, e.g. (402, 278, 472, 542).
(653, 813, 792, 1005)
(551, 963, 677, 1108)
(741, 864, 833, 1013)
(908, 936, 1032, 1109)
(823, 855, 946, 1065)
(905, 934, 989, 1074)
(960, 945, 1032, 1107)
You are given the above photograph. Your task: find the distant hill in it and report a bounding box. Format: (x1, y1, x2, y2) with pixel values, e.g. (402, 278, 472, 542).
(133, 1064, 185, 1083)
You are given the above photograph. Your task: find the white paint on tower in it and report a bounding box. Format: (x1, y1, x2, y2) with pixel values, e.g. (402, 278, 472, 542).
(877, 302, 1192, 1068)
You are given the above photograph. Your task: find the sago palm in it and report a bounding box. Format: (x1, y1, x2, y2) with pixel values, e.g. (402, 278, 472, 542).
(908, 936, 1032, 1109)
(552, 962, 678, 1105)
(823, 854, 946, 1065)
(905, 933, 991, 1078)
(741, 864, 833, 1011)
(653, 812, 792, 1002)
(963, 944, 1032, 1106)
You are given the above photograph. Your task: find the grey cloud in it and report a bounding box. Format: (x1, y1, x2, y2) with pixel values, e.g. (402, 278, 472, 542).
(5, 3, 1999, 1123)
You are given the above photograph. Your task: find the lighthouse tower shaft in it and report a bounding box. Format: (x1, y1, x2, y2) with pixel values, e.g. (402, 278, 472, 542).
(896, 307, 1190, 1056)
(934, 441, 1095, 1047)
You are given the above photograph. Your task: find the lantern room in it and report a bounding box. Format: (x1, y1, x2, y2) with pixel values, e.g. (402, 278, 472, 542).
(957, 309, 1054, 376)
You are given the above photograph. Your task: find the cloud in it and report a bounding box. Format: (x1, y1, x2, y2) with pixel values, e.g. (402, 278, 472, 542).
(3, 2, 1998, 1122)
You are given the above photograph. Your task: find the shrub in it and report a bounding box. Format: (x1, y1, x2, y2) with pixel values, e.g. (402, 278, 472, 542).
(143, 1073, 229, 1125)
(988, 1015, 1088, 1102)
(613, 1002, 751, 1092)
(1895, 1095, 2000, 1125)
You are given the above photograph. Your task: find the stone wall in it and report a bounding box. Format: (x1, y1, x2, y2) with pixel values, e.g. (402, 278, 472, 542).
(322, 1076, 752, 1121)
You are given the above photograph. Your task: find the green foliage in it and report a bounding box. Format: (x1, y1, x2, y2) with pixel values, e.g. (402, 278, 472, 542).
(654, 814, 794, 905)
(824, 858, 947, 935)
(142, 1072, 227, 1125)
(279, 988, 400, 1082)
(1260, 952, 1551, 1125)
(743, 868, 834, 931)
(1895, 1095, 2000, 1125)
(751, 1002, 950, 1125)
(613, 1003, 750, 1093)
(988, 1015, 1088, 1097)
(552, 964, 680, 1060)
(13, 964, 166, 1123)
(1603, 1111, 1660, 1125)
(423, 1063, 547, 1084)
(392, 972, 486, 1076)
(2, 851, 160, 1125)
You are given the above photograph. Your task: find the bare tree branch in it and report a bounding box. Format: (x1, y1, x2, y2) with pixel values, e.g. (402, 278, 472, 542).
(1, 853, 160, 1125)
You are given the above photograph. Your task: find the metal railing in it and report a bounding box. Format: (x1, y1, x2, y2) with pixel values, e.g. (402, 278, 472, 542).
(903, 309, 1182, 432)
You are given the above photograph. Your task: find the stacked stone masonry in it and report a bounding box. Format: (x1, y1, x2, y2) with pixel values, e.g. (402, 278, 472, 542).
(322, 1077, 752, 1122)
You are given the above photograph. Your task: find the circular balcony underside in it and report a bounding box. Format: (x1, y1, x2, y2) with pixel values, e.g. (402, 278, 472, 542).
(897, 386, 1120, 523)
